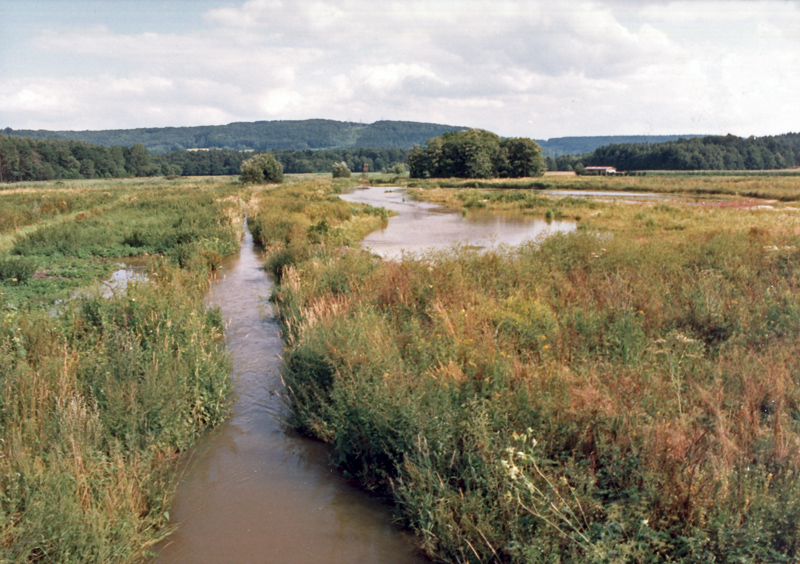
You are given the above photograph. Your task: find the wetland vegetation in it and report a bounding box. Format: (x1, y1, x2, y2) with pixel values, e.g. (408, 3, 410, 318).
(252, 173, 800, 563)
(2, 171, 800, 563)
(0, 178, 245, 562)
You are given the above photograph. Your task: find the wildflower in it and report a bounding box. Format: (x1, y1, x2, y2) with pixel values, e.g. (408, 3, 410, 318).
(542, 344, 550, 350)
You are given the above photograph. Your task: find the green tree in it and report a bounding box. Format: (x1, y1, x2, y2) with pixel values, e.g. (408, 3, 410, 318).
(501, 137, 546, 177)
(408, 129, 544, 179)
(240, 152, 284, 184)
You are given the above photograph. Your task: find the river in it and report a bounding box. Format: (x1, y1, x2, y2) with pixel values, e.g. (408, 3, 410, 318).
(152, 225, 425, 564)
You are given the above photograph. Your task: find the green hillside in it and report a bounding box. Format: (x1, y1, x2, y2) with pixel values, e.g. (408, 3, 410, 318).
(536, 135, 705, 157)
(1, 119, 468, 153)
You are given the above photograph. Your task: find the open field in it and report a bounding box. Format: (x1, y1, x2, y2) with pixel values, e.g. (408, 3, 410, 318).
(0, 177, 245, 562)
(254, 175, 800, 563)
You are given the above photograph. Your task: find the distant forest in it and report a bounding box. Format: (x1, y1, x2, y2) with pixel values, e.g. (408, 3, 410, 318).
(1, 119, 467, 153)
(2, 128, 800, 183)
(553, 133, 800, 172)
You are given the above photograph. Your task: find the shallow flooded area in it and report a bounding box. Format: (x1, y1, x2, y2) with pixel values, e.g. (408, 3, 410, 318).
(340, 186, 576, 258)
(152, 226, 425, 564)
(100, 257, 150, 297)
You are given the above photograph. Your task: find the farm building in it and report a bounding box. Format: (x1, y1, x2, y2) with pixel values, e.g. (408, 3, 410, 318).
(584, 166, 617, 175)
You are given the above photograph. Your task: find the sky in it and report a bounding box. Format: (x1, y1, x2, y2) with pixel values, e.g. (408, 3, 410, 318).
(1, 0, 799, 139)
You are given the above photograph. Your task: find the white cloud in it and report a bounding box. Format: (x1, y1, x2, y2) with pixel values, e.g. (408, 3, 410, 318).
(1, 0, 799, 137)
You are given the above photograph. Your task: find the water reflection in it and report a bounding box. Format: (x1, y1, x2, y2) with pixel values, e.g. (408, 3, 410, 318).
(340, 186, 575, 259)
(152, 225, 425, 564)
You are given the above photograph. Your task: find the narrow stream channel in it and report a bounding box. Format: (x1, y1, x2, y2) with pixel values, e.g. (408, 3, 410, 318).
(153, 226, 425, 563)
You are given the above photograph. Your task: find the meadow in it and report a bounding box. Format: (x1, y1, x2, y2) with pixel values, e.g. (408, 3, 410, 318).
(252, 174, 800, 563)
(0, 177, 244, 562)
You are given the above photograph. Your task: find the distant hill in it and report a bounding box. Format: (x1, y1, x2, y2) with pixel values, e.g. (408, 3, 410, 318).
(1, 119, 469, 153)
(535, 135, 707, 158)
(2, 120, 709, 155)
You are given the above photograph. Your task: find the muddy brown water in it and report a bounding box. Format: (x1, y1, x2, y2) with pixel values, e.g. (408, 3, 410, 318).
(152, 226, 425, 564)
(340, 186, 576, 258)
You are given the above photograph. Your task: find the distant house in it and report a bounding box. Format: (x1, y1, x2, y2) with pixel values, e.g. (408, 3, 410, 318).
(584, 166, 617, 176)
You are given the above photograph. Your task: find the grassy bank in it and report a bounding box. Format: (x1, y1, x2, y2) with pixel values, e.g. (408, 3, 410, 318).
(255, 177, 800, 563)
(1, 178, 244, 562)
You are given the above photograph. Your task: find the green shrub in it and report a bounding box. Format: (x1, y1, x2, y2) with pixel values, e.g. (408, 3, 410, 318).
(0, 256, 36, 282)
(240, 152, 284, 184)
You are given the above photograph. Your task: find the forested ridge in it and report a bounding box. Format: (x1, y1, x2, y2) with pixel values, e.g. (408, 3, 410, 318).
(2, 119, 466, 153)
(538, 134, 705, 158)
(2, 119, 705, 156)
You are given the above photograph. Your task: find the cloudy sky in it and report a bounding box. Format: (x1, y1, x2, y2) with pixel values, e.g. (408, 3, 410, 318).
(1, 0, 799, 139)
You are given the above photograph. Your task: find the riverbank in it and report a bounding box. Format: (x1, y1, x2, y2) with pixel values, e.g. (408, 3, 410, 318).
(0, 178, 245, 562)
(254, 177, 800, 562)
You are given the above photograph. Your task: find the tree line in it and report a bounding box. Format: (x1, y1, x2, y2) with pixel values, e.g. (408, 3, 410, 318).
(550, 133, 800, 172)
(4, 130, 800, 183)
(0, 134, 410, 182)
(0, 136, 174, 182)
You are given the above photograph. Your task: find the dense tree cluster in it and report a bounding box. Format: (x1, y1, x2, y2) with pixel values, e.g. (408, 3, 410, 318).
(0, 135, 169, 182)
(553, 133, 800, 172)
(407, 129, 546, 179)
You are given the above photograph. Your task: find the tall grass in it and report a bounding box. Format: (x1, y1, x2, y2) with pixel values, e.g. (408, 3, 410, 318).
(257, 178, 800, 563)
(0, 178, 244, 562)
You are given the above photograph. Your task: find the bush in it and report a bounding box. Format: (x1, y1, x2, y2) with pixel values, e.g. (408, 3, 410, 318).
(0, 256, 37, 282)
(331, 161, 351, 178)
(240, 153, 284, 184)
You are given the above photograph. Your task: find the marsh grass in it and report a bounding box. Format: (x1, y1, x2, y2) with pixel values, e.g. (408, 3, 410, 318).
(257, 178, 800, 563)
(0, 178, 244, 563)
